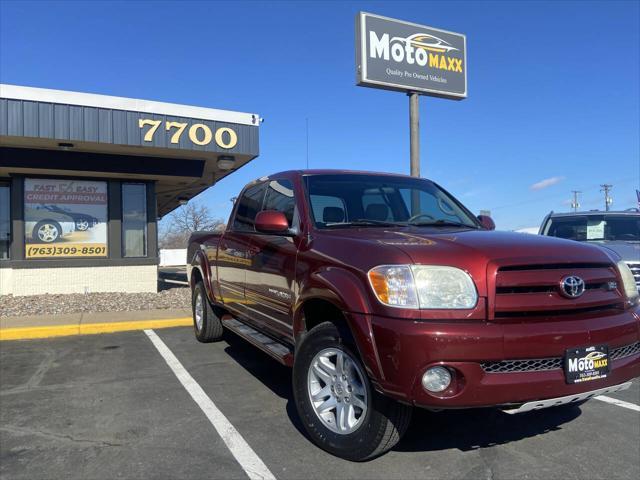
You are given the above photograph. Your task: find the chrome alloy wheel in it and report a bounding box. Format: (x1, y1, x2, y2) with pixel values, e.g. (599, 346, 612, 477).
(194, 292, 204, 331)
(307, 347, 368, 435)
(77, 219, 89, 231)
(37, 223, 59, 242)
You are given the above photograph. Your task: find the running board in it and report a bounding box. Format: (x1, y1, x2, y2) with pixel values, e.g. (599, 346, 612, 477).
(222, 317, 294, 366)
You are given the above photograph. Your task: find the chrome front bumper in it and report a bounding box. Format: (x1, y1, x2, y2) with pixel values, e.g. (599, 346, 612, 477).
(501, 381, 632, 414)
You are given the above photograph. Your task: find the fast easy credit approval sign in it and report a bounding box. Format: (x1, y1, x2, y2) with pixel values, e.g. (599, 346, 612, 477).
(356, 12, 467, 99)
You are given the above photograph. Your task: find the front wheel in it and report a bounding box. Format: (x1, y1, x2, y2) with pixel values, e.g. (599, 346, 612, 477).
(293, 321, 412, 461)
(34, 221, 61, 243)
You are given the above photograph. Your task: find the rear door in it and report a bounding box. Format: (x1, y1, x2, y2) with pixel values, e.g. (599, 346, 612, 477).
(244, 178, 299, 339)
(217, 182, 266, 313)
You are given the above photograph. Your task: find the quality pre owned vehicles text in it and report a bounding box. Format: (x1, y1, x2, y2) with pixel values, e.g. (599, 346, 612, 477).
(187, 170, 640, 461)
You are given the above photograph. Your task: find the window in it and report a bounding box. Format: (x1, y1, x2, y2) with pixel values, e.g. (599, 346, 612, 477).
(362, 191, 394, 221)
(398, 189, 463, 223)
(0, 182, 9, 260)
(233, 183, 266, 231)
(309, 194, 348, 224)
(263, 180, 295, 226)
(122, 183, 147, 257)
(24, 178, 108, 259)
(544, 215, 639, 242)
(305, 174, 477, 228)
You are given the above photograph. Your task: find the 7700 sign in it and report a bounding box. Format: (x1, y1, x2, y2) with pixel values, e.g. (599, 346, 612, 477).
(138, 119, 238, 149)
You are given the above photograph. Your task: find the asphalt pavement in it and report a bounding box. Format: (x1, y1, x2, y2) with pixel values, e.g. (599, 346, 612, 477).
(1, 326, 639, 480)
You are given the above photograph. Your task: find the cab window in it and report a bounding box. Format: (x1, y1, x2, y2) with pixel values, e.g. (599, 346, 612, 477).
(233, 183, 267, 231)
(263, 179, 296, 227)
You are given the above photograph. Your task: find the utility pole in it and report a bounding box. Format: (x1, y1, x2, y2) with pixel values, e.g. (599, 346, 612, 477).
(600, 184, 613, 211)
(571, 191, 581, 212)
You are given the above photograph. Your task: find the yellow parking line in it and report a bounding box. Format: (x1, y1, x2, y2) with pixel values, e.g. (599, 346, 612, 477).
(0, 318, 192, 341)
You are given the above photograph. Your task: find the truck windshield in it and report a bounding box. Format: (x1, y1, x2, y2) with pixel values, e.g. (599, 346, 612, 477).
(543, 215, 640, 242)
(304, 174, 479, 229)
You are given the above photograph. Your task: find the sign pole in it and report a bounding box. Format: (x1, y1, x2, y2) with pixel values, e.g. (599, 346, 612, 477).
(409, 92, 421, 215)
(409, 92, 420, 178)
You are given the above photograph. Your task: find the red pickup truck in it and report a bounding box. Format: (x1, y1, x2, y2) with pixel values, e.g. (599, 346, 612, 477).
(187, 170, 640, 460)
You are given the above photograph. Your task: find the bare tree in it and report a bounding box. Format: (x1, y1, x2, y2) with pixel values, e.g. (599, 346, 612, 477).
(159, 202, 224, 249)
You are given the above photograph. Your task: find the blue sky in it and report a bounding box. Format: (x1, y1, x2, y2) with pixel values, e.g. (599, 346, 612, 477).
(1, 0, 638, 230)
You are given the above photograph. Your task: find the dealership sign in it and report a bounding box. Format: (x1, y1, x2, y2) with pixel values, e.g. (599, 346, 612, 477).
(356, 12, 467, 99)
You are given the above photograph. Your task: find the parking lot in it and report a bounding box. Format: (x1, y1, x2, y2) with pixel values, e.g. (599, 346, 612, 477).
(1, 326, 638, 480)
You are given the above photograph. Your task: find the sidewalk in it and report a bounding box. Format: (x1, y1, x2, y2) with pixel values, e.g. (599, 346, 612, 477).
(0, 308, 192, 341)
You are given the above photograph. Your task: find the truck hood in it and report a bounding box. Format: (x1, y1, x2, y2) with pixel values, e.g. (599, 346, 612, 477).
(316, 227, 617, 297)
(590, 241, 640, 263)
(322, 227, 615, 265)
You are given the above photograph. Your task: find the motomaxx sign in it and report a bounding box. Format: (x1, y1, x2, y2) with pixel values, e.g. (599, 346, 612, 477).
(356, 12, 467, 99)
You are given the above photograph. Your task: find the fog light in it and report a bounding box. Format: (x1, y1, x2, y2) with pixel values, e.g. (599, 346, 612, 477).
(422, 366, 452, 393)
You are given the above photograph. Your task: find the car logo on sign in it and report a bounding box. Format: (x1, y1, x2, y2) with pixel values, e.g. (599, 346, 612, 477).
(560, 276, 586, 298)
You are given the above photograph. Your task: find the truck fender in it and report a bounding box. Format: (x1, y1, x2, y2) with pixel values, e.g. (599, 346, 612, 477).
(189, 249, 220, 305)
(294, 267, 386, 381)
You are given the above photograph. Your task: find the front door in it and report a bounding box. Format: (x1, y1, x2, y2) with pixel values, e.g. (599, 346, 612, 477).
(244, 179, 299, 340)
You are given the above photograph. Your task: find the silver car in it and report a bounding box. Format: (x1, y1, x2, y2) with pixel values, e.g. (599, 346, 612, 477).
(540, 209, 640, 291)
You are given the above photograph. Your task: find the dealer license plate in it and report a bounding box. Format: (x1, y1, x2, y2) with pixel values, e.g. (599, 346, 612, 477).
(564, 345, 610, 384)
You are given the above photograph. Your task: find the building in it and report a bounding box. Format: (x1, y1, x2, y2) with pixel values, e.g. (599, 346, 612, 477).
(0, 84, 260, 295)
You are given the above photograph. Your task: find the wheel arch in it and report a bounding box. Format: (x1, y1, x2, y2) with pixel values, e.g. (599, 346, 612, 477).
(189, 250, 219, 305)
(293, 267, 385, 382)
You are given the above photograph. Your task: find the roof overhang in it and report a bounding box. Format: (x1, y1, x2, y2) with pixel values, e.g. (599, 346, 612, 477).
(0, 84, 261, 216)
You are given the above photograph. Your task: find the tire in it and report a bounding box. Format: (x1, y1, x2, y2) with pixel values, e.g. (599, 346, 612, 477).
(293, 321, 412, 461)
(192, 281, 224, 343)
(33, 220, 61, 243)
(76, 219, 90, 231)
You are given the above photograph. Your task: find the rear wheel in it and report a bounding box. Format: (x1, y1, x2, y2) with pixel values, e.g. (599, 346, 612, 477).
(192, 281, 223, 342)
(293, 321, 412, 461)
(76, 219, 90, 231)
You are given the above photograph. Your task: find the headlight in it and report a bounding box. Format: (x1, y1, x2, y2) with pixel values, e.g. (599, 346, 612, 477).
(368, 265, 478, 309)
(617, 261, 639, 301)
(368, 265, 418, 308)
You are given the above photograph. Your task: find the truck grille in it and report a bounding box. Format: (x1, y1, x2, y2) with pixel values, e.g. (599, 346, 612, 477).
(492, 263, 624, 321)
(611, 341, 640, 360)
(481, 342, 640, 373)
(626, 262, 640, 291)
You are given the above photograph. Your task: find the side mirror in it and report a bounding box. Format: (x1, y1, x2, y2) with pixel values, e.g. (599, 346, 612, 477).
(255, 210, 290, 234)
(477, 215, 496, 230)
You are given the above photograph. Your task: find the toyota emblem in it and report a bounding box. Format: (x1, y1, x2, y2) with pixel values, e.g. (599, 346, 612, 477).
(560, 276, 586, 298)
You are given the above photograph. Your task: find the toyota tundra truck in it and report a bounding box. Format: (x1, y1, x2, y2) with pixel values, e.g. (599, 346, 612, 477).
(187, 170, 640, 461)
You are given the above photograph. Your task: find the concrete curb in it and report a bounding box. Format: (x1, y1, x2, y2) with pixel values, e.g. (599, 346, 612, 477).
(0, 312, 193, 341)
(0, 318, 192, 341)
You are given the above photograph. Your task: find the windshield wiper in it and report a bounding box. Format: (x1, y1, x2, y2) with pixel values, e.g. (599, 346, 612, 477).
(325, 219, 401, 228)
(408, 219, 479, 229)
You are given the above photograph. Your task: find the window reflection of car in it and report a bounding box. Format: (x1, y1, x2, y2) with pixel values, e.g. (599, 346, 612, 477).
(540, 209, 640, 291)
(43, 205, 98, 231)
(25, 207, 75, 243)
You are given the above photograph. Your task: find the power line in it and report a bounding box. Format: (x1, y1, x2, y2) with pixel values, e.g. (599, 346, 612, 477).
(489, 177, 631, 211)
